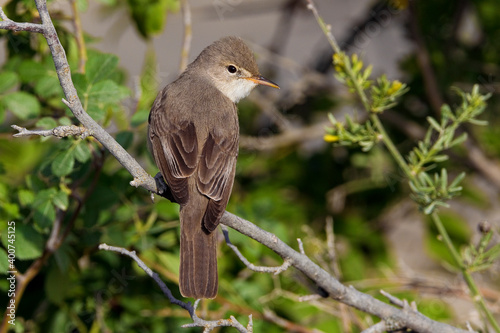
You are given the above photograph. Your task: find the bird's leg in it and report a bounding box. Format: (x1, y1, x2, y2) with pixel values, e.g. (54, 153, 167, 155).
(154, 172, 177, 203)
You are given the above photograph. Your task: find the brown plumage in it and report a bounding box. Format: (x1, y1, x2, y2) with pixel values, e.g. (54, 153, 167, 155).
(148, 36, 279, 299)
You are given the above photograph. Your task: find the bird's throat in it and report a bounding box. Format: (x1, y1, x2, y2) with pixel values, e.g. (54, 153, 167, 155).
(213, 78, 257, 103)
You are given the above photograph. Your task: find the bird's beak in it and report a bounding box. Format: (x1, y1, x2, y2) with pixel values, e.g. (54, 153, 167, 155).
(246, 75, 280, 89)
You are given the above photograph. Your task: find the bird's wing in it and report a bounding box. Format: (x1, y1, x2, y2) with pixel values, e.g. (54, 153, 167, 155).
(197, 131, 238, 232)
(149, 107, 198, 205)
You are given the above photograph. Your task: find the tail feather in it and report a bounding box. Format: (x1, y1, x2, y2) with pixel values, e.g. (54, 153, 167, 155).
(179, 199, 218, 299)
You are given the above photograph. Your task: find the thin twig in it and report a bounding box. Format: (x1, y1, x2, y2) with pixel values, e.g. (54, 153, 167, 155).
(0, 6, 44, 33)
(98, 243, 193, 314)
(222, 225, 291, 274)
(11, 124, 90, 139)
(98, 243, 251, 332)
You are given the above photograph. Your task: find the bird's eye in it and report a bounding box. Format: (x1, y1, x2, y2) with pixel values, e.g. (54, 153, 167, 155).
(227, 65, 237, 74)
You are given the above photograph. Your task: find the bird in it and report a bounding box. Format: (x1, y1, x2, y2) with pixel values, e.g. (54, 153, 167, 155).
(148, 36, 279, 299)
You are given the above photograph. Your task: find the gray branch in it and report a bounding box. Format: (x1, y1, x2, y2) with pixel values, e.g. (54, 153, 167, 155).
(222, 225, 292, 274)
(11, 124, 91, 139)
(2, 1, 475, 332)
(0, 7, 44, 33)
(220, 212, 472, 333)
(98, 243, 251, 332)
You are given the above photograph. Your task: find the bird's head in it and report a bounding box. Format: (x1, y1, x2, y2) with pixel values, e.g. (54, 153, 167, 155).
(193, 36, 279, 103)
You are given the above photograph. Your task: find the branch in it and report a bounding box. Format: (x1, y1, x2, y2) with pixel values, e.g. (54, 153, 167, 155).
(222, 225, 292, 274)
(0, 7, 44, 33)
(11, 124, 90, 139)
(220, 211, 472, 333)
(98, 244, 252, 332)
(4, 0, 158, 193)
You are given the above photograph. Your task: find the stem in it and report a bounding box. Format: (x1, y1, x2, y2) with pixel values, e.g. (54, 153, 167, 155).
(431, 212, 500, 333)
(370, 114, 414, 182)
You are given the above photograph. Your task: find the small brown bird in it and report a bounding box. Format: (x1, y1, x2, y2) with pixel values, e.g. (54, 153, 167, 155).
(148, 36, 279, 299)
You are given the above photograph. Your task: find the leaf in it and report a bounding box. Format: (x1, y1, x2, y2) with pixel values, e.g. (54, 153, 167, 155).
(0, 101, 5, 123)
(0, 249, 8, 274)
(74, 141, 91, 163)
(35, 75, 62, 98)
(131, 109, 150, 127)
(36, 117, 58, 129)
(116, 131, 134, 149)
(52, 190, 69, 211)
(86, 53, 119, 84)
(0, 71, 19, 94)
(18, 189, 35, 207)
(33, 194, 56, 229)
(3, 91, 41, 119)
(88, 80, 127, 104)
(45, 266, 71, 304)
(6, 223, 45, 260)
(51, 149, 75, 177)
(18, 60, 47, 82)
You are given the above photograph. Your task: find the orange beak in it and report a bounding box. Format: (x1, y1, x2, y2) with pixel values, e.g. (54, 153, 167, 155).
(246, 75, 280, 89)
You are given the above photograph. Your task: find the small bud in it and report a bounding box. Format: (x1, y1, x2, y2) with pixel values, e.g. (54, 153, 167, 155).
(324, 134, 339, 142)
(478, 220, 491, 234)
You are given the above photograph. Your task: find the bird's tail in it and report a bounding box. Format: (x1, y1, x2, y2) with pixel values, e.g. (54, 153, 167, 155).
(179, 200, 218, 299)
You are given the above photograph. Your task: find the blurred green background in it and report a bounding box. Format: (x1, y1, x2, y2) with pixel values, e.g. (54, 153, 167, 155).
(0, 0, 499, 332)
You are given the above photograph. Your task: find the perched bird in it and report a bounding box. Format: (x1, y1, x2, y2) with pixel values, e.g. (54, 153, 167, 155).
(148, 36, 279, 298)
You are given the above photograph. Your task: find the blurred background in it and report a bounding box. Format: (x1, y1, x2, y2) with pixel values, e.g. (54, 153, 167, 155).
(0, 0, 499, 332)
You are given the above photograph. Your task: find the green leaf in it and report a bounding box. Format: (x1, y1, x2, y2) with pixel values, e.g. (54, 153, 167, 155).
(0, 71, 19, 94)
(51, 149, 75, 177)
(58, 117, 73, 126)
(116, 131, 133, 149)
(18, 189, 35, 206)
(0, 100, 5, 123)
(18, 60, 48, 83)
(35, 75, 62, 98)
(88, 80, 127, 104)
(33, 189, 57, 229)
(3, 91, 41, 119)
(74, 141, 91, 163)
(86, 53, 119, 84)
(131, 109, 150, 127)
(36, 117, 58, 129)
(0, 249, 8, 274)
(45, 266, 71, 304)
(52, 191, 69, 211)
(4, 223, 45, 260)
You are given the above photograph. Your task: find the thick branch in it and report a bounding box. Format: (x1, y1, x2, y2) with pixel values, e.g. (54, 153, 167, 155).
(32, 0, 156, 192)
(220, 211, 471, 333)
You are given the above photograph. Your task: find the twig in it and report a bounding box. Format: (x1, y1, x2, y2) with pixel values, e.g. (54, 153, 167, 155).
(222, 225, 291, 274)
(179, 0, 192, 73)
(98, 243, 252, 332)
(98, 243, 193, 314)
(0, 7, 44, 33)
(11, 124, 90, 139)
